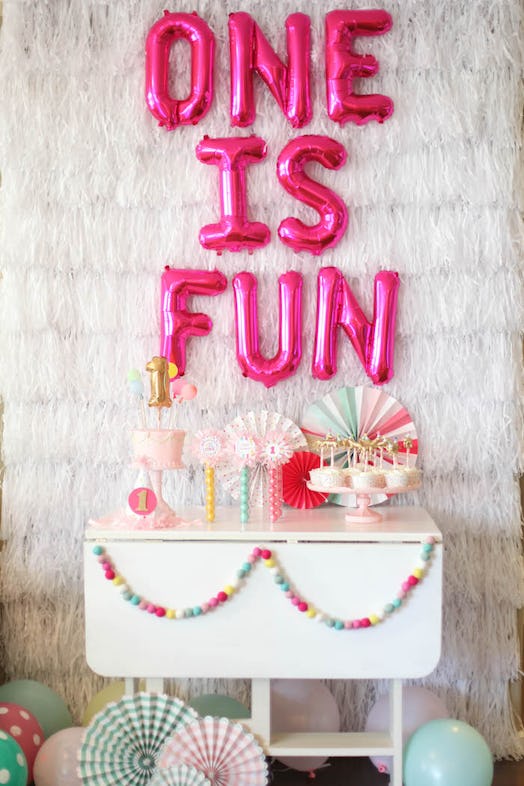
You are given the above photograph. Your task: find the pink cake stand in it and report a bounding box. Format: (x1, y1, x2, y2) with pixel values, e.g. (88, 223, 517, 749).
(306, 482, 421, 524)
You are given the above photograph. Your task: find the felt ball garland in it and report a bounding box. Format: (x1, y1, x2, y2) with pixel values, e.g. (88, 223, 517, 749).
(92, 537, 437, 629)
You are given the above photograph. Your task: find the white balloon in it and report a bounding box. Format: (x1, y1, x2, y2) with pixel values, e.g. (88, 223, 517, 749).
(270, 679, 340, 773)
(33, 727, 84, 786)
(365, 686, 449, 774)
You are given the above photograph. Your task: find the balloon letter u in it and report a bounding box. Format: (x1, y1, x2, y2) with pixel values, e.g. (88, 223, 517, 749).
(233, 271, 303, 388)
(312, 267, 400, 384)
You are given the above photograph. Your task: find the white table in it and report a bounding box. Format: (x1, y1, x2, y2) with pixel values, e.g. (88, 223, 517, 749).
(84, 505, 442, 786)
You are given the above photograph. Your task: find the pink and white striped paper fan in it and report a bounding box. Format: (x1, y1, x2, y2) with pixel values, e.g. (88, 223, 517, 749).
(158, 717, 268, 786)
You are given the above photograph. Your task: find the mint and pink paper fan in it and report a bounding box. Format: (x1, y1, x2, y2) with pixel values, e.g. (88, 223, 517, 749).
(78, 693, 198, 786)
(301, 386, 418, 507)
(150, 765, 211, 786)
(282, 451, 329, 509)
(158, 716, 268, 786)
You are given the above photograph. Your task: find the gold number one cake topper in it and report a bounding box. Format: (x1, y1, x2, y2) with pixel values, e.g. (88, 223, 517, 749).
(145, 356, 172, 409)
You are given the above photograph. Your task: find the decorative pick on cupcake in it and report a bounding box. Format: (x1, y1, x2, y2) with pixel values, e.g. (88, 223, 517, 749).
(404, 436, 413, 468)
(191, 429, 228, 523)
(258, 432, 294, 523)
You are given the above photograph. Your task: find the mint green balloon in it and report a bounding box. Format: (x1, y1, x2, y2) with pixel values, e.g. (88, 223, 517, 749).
(0, 731, 28, 786)
(0, 680, 72, 739)
(188, 694, 250, 719)
(404, 719, 494, 786)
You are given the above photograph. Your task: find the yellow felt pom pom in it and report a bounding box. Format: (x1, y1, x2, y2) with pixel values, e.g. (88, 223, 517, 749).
(264, 558, 276, 568)
(306, 608, 317, 619)
(112, 576, 124, 586)
(369, 614, 380, 625)
(166, 609, 175, 619)
(224, 585, 235, 596)
(413, 567, 424, 579)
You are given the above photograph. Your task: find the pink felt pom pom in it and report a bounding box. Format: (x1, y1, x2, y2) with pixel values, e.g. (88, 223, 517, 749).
(180, 383, 198, 400)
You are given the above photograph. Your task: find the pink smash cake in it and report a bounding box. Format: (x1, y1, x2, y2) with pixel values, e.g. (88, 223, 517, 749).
(131, 428, 185, 470)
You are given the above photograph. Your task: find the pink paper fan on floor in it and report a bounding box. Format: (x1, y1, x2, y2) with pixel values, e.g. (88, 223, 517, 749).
(158, 716, 268, 786)
(282, 451, 328, 509)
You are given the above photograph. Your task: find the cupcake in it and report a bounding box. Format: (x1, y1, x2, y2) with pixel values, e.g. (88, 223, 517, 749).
(385, 468, 410, 488)
(309, 466, 344, 489)
(352, 469, 385, 490)
(404, 466, 422, 486)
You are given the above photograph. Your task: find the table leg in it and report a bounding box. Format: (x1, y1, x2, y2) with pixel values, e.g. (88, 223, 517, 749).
(389, 679, 403, 786)
(250, 678, 271, 748)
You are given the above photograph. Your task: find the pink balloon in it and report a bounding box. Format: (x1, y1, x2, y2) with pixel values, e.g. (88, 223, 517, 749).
(277, 135, 348, 255)
(197, 136, 270, 253)
(233, 270, 302, 388)
(33, 727, 84, 786)
(0, 702, 44, 784)
(271, 679, 340, 773)
(365, 686, 449, 774)
(160, 267, 227, 376)
(180, 383, 198, 401)
(325, 9, 394, 125)
(145, 11, 215, 130)
(229, 12, 312, 128)
(312, 267, 399, 384)
(171, 378, 186, 396)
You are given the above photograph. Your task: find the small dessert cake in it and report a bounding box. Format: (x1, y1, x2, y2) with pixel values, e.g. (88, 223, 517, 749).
(404, 466, 422, 485)
(131, 429, 185, 470)
(385, 467, 410, 488)
(352, 470, 386, 490)
(309, 466, 344, 489)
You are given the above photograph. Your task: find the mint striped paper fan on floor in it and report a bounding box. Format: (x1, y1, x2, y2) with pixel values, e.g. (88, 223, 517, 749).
(78, 693, 198, 786)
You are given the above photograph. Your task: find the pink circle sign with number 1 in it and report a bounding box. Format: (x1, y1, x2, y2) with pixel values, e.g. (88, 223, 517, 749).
(128, 487, 157, 516)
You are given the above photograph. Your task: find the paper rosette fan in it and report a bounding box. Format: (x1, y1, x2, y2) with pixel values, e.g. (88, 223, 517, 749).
(158, 717, 269, 786)
(78, 693, 198, 786)
(282, 451, 329, 509)
(301, 386, 418, 507)
(150, 764, 211, 786)
(220, 411, 306, 507)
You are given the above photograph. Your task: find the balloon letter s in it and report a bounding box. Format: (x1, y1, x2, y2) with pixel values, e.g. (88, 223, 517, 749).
(277, 135, 348, 255)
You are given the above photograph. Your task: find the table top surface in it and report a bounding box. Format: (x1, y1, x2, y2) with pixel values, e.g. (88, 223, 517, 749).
(86, 504, 441, 543)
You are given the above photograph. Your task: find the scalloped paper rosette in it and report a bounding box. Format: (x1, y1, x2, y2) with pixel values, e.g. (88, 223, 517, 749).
(158, 717, 269, 786)
(301, 386, 418, 507)
(282, 451, 329, 509)
(150, 764, 211, 786)
(78, 693, 198, 786)
(220, 412, 306, 507)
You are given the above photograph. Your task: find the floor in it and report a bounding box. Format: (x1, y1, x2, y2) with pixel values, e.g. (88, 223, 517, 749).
(270, 757, 523, 785)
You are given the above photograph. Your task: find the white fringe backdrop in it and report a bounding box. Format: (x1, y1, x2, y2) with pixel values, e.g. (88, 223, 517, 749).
(0, 0, 523, 757)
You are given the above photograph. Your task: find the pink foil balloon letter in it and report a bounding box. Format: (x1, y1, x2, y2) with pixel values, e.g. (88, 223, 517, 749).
(229, 12, 312, 128)
(145, 11, 215, 130)
(312, 267, 399, 384)
(160, 268, 227, 376)
(233, 271, 303, 388)
(277, 135, 348, 255)
(325, 10, 393, 126)
(196, 136, 270, 253)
